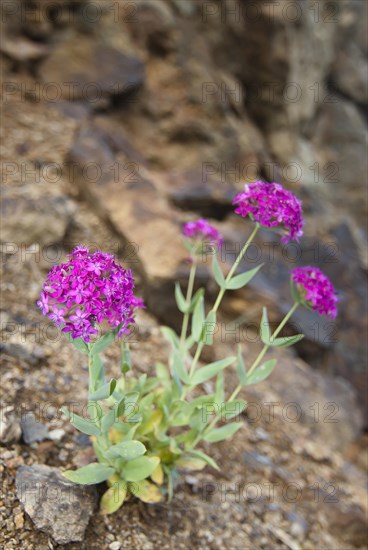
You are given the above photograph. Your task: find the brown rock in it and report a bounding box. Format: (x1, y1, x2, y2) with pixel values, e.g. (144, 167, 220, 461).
(40, 34, 144, 104)
(67, 123, 189, 309)
(127, 0, 177, 53)
(0, 194, 75, 247)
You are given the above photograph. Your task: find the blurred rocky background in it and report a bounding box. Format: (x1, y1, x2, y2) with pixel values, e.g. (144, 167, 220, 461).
(1, 0, 367, 548)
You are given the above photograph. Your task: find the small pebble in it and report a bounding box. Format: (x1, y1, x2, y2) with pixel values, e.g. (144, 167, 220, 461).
(48, 429, 65, 441)
(109, 542, 121, 550)
(14, 512, 24, 529)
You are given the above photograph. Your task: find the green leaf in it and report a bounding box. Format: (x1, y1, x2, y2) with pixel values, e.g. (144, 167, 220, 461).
(203, 422, 243, 443)
(188, 394, 216, 413)
(123, 456, 160, 482)
(117, 392, 140, 419)
(188, 288, 205, 313)
(101, 409, 116, 433)
(155, 361, 170, 382)
(260, 306, 271, 344)
(92, 328, 119, 355)
(100, 480, 127, 514)
(175, 282, 188, 313)
(121, 342, 131, 374)
(215, 371, 224, 405)
(173, 350, 190, 384)
(63, 463, 114, 485)
(220, 399, 247, 420)
(189, 409, 208, 430)
(187, 449, 220, 471)
(105, 440, 146, 461)
(246, 359, 277, 385)
(190, 357, 235, 386)
(60, 407, 100, 436)
(236, 346, 247, 386)
(191, 295, 205, 342)
(89, 379, 117, 401)
(66, 333, 89, 354)
(269, 334, 304, 347)
(161, 326, 180, 350)
(212, 251, 225, 287)
(226, 264, 263, 290)
(203, 310, 217, 346)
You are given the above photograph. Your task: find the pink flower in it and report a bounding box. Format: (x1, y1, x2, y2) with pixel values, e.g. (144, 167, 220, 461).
(291, 266, 338, 319)
(182, 218, 223, 248)
(37, 292, 49, 315)
(38, 247, 144, 341)
(233, 181, 303, 243)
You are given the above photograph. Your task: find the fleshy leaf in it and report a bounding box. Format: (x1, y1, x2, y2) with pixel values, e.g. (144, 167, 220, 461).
(66, 334, 89, 354)
(191, 295, 205, 342)
(60, 407, 100, 436)
(246, 359, 277, 384)
(151, 464, 164, 485)
(260, 306, 271, 344)
(172, 350, 190, 384)
(226, 264, 263, 290)
(220, 399, 247, 420)
(129, 480, 163, 503)
(105, 440, 146, 461)
(187, 449, 220, 470)
(100, 480, 128, 514)
(203, 422, 243, 443)
(269, 334, 304, 347)
(176, 457, 207, 471)
(89, 379, 116, 401)
(188, 288, 205, 313)
(63, 463, 114, 485)
(101, 409, 116, 433)
(175, 282, 188, 313)
(212, 251, 225, 287)
(161, 326, 180, 350)
(190, 357, 235, 385)
(123, 456, 160, 482)
(91, 327, 120, 355)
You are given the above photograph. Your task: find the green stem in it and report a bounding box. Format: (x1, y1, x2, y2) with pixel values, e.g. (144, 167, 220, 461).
(180, 258, 197, 350)
(188, 224, 260, 379)
(212, 223, 260, 313)
(189, 343, 202, 379)
(229, 302, 300, 402)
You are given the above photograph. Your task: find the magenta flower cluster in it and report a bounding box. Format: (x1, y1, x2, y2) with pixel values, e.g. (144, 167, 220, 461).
(233, 181, 303, 244)
(37, 247, 143, 341)
(291, 266, 338, 319)
(182, 218, 223, 248)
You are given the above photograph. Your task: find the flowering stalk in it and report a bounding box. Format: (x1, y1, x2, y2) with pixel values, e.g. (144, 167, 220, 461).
(228, 301, 300, 403)
(189, 223, 260, 378)
(213, 223, 260, 312)
(179, 257, 197, 350)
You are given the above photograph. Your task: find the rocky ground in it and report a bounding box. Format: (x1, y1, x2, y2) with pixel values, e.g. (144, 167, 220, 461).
(1, 0, 367, 548)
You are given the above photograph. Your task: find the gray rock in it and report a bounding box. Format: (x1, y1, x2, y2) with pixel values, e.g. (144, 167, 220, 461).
(21, 413, 49, 444)
(15, 464, 97, 544)
(331, 42, 368, 104)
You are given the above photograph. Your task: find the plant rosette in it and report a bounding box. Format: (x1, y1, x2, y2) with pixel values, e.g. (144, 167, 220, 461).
(37, 181, 338, 513)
